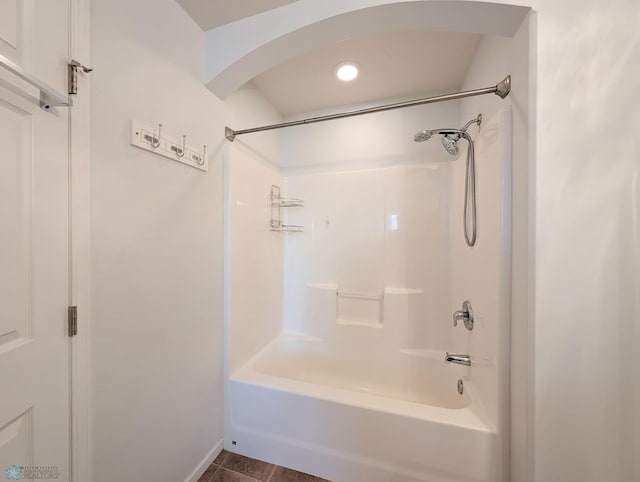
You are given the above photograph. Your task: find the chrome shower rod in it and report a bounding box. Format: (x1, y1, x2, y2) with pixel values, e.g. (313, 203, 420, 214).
(225, 75, 510, 141)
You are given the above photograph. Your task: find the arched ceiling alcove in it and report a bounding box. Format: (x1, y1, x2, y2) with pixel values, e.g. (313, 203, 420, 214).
(200, 0, 531, 100)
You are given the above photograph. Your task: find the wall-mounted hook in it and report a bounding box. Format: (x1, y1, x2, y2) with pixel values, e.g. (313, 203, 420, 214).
(130, 120, 207, 171)
(150, 123, 162, 148)
(197, 145, 207, 165)
(176, 135, 186, 158)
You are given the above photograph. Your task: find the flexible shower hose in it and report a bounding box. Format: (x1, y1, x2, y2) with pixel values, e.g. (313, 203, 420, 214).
(462, 134, 477, 247)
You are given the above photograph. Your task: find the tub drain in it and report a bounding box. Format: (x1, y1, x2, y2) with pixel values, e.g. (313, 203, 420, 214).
(457, 379, 464, 395)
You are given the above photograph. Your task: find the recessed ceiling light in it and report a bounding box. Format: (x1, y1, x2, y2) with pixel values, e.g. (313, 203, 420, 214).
(335, 62, 359, 82)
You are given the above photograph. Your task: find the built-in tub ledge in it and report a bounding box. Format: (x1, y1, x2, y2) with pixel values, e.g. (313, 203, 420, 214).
(306, 283, 424, 296)
(384, 287, 424, 295)
(399, 348, 447, 359)
(306, 283, 338, 290)
(305, 283, 426, 328)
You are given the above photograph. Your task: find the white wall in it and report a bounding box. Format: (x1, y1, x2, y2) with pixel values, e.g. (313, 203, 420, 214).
(534, 1, 640, 481)
(90, 2, 280, 481)
(224, 83, 282, 167)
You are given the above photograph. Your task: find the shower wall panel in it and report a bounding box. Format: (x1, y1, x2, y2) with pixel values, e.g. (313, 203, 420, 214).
(226, 145, 285, 374)
(284, 164, 452, 352)
(449, 107, 512, 478)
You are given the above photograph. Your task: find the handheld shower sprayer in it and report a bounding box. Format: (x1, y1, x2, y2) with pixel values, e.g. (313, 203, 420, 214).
(414, 130, 434, 142)
(413, 114, 482, 246)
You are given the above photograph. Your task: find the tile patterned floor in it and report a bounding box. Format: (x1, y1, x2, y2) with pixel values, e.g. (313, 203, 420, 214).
(197, 450, 331, 482)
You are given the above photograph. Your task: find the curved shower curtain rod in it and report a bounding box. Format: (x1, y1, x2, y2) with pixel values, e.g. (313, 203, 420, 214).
(224, 75, 510, 141)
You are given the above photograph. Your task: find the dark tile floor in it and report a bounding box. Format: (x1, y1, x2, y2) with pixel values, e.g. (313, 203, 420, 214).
(197, 450, 331, 482)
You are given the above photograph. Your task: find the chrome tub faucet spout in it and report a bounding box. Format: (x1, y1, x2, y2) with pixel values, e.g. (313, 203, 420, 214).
(445, 353, 471, 367)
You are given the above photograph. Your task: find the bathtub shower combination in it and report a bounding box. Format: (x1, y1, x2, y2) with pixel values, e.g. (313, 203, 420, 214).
(224, 82, 512, 481)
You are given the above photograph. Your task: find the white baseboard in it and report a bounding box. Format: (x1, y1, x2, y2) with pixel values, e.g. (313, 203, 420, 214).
(184, 439, 224, 482)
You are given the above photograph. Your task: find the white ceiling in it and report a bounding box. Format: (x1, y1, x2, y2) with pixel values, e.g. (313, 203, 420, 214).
(251, 30, 482, 117)
(176, 0, 299, 30)
(175, 1, 483, 116)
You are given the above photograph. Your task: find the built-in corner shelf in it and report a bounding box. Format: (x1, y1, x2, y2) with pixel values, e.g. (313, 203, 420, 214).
(270, 185, 304, 232)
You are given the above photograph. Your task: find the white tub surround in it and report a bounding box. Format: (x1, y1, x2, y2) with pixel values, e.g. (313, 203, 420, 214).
(225, 103, 512, 481)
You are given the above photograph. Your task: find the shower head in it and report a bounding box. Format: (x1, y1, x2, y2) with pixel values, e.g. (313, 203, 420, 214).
(413, 114, 482, 156)
(441, 134, 460, 155)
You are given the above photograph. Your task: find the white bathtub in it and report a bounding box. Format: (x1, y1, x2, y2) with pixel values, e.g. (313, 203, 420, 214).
(225, 335, 498, 482)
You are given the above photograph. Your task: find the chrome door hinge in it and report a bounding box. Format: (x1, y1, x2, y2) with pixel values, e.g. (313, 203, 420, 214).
(68, 306, 78, 337)
(68, 60, 92, 95)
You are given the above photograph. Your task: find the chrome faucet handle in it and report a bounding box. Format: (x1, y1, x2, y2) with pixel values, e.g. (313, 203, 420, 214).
(452, 301, 474, 331)
(453, 310, 464, 327)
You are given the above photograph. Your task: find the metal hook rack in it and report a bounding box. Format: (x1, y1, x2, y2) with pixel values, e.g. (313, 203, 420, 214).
(270, 185, 304, 232)
(129, 120, 208, 171)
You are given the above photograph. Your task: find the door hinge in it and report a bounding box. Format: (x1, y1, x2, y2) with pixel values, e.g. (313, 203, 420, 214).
(68, 306, 78, 337)
(68, 60, 92, 95)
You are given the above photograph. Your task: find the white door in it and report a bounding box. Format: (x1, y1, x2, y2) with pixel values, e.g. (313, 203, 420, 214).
(0, 0, 71, 480)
